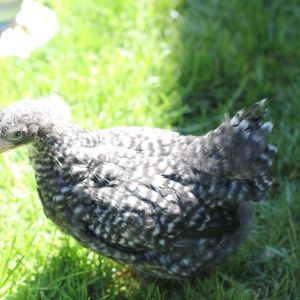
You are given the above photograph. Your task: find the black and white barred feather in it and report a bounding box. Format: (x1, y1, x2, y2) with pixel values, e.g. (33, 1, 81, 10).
(0, 96, 277, 279)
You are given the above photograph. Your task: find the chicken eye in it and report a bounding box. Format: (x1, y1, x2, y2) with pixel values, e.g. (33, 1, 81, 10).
(7, 130, 24, 142)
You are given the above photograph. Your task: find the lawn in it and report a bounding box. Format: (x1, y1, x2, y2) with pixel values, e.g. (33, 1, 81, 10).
(0, 0, 299, 299)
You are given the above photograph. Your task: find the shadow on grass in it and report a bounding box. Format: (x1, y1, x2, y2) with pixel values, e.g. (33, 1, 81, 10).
(8, 241, 190, 300)
(175, 0, 300, 140)
(8, 242, 136, 300)
(9, 235, 294, 300)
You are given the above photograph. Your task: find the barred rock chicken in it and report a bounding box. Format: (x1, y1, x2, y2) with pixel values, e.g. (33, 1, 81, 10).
(0, 95, 276, 280)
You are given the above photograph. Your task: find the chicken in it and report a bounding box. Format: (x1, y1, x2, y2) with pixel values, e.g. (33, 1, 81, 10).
(0, 95, 276, 279)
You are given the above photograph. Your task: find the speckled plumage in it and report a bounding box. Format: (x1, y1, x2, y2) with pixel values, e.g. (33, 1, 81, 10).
(0, 96, 276, 280)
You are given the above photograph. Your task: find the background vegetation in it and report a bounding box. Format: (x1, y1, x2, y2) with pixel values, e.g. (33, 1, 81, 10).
(0, 0, 299, 299)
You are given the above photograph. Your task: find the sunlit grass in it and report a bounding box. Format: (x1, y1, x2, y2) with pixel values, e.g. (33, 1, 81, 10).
(0, 0, 299, 299)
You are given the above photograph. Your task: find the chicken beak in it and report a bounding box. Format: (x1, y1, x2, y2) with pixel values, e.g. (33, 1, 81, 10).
(0, 139, 14, 153)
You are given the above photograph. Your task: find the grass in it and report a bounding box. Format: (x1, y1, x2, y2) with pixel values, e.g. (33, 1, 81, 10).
(0, 0, 299, 298)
